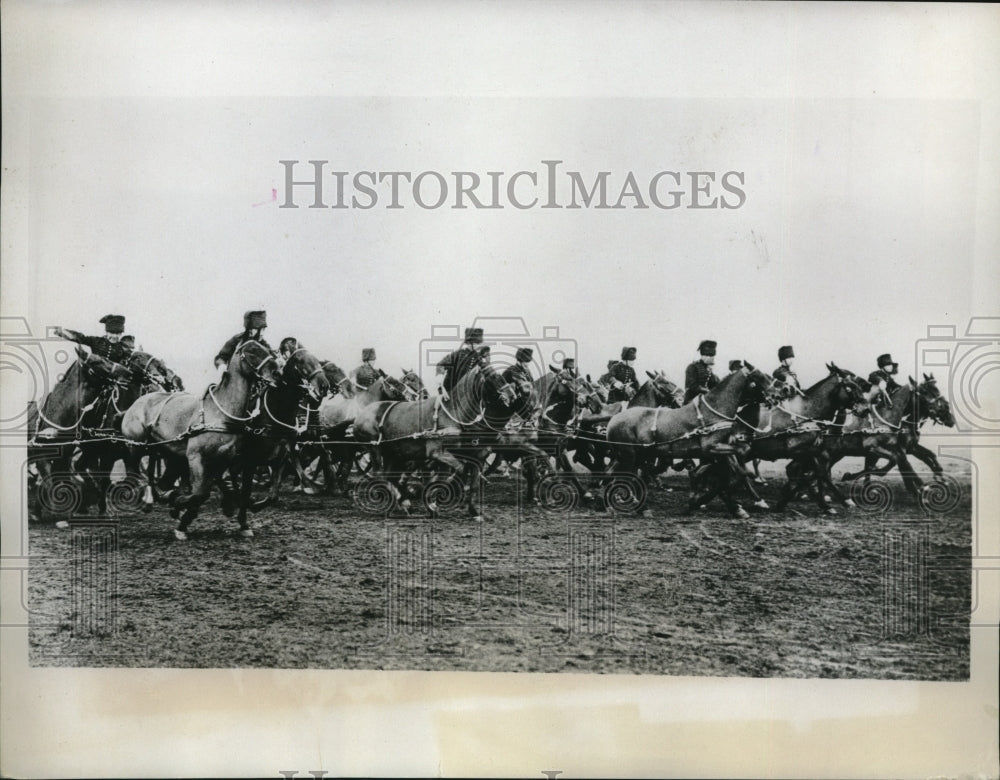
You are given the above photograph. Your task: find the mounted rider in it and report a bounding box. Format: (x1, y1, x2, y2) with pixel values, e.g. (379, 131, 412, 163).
(436, 327, 488, 401)
(772, 345, 802, 394)
(727, 359, 744, 376)
(502, 346, 534, 385)
(350, 348, 380, 390)
(867, 352, 901, 405)
(54, 314, 132, 365)
(215, 310, 274, 372)
(683, 340, 720, 404)
(607, 346, 639, 403)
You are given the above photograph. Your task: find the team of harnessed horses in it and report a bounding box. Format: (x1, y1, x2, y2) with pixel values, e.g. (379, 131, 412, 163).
(27, 339, 956, 540)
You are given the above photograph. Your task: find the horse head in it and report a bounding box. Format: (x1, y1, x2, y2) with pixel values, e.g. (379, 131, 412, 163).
(380, 374, 409, 401)
(917, 374, 955, 427)
(234, 340, 281, 387)
(479, 362, 517, 407)
(646, 370, 683, 408)
(399, 368, 428, 400)
(826, 364, 870, 418)
(741, 362, 787, 407)
(78, 349, 130, 387)
(165, 368, 185, 391)
(574, 374, 604, 414)
(126, 350, 169, 390)
(282, 345, 330, 404)
(321, 361, 353, 398)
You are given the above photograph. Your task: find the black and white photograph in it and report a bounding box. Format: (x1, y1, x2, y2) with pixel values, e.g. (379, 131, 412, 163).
(2, 2, 998, 777)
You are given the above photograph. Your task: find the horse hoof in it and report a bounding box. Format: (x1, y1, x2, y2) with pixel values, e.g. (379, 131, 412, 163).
(303, 486, 318, 495)
(754, 500, 769, 510)
(844, 499, 856, 509)
(239, 529, 254, 538)
(826, 508, 838, 516)
(641, 509, 654, 519)
(736, 508, 750, 519)
(473, 515, 484, 522)
(173, 529, 188, 541)
(55, 520, 70, 530)
(142, 502, 153, 514)
(698, 505, 707, 511)
(169, 507, 180, 520)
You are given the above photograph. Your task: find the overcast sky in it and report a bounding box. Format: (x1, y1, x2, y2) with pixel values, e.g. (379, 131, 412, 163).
(5, 2, 998, 397)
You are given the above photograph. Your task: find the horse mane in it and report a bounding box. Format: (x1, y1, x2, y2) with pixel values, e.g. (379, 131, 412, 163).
(802, 372, 836, 395)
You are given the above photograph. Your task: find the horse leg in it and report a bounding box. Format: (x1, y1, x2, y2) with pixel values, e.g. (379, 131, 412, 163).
(173, 452, 211, 540)
(911, 442, 944, 477)
(717, 459, 750, 519)
(896, 451, 923, 496)
(735, 453, 768, 509)
(236, 460, 256, 537)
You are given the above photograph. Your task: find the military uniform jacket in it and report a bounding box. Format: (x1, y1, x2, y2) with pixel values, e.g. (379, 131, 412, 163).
(437, 346, 482, 392)
(501, 363, 531, 386)
(59, 329, 132, 364)
(772, 364, 801, 390)
(684, 360, 720, 404)
(868, 368, 900, 393)
(607, 362, 638, 403)
(352, 363, 380, 389)
(215, 331, 274, 365)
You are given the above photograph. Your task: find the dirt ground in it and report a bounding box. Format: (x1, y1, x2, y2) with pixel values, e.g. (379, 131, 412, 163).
(28, 459, 971, 679)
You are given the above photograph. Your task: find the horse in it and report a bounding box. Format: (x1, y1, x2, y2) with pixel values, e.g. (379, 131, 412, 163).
(723, 363, 871, 514)
(781, 380, 930, 507)
(73, 349, 175, 514)
(605, 363, 787, 517)
(121, 340, 281, 539)
(233, 345, 329, 530)
(575, 371, 683, 475)
(307, 374, 410, 494)
(353, 362, 537, 519)
(852, 373, 955, 479)
(28, 349, 133, 524)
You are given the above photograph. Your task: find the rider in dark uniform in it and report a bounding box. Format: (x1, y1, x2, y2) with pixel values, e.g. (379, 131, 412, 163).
(607, 347, 638, 403)
(54, 314, 132, 364)
(215, 310, 273, 370)
(683, 340, 720, 404)
(868, 352, 901, 404)
(727, 359, 744, 376)
(772, 345, 801, 393)
(437, 327, 487, 398)
(351, 348, 379, 390)
(560, 357, 577, 377)
(502, 347, 534, 385)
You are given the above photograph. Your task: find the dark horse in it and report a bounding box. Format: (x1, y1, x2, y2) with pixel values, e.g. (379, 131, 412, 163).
(122, 340, 281, 539)
(353, 361, 538, 519)
(782, 379, 933, 507)
(606, 364, 787, 517)
(724, 363, 871, 514)
(28, 348, 132, 525)
(233, 344, 329, 531)
(74, 350, 177, 515)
